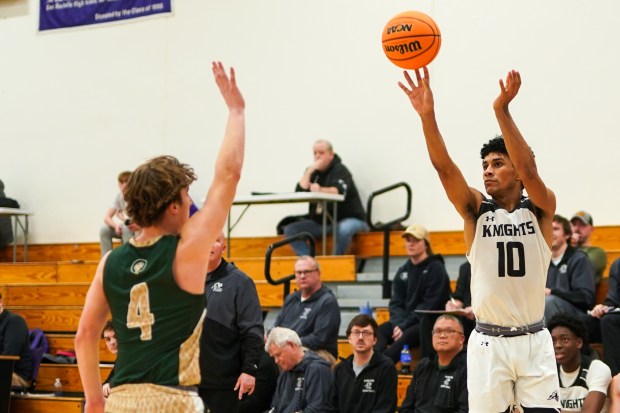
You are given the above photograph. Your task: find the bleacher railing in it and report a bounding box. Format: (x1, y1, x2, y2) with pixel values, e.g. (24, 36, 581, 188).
(264, 232, 315, 298)
(366, 182, 412, 299)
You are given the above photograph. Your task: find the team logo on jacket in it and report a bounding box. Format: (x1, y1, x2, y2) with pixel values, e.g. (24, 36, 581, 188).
(362, 379, 375, 393)
(295, 377, 305, 391)
(559, 264, 568, 274)
(400, 272, 408, 281)
(440, 374, 454, 390)
(130, 259, 147, 275)
(211, 282, 223, 293)
(300, 308, 312, 320)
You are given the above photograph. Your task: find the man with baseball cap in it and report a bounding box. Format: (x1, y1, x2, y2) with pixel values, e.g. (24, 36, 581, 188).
(375, 224, 452, 363)
(570, 210, 607, 285)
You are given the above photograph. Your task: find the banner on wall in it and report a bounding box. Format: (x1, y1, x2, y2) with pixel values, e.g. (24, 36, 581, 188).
(39, 0, 172, 31)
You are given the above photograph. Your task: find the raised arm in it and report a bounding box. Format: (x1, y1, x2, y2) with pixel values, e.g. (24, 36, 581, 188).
(399, 68, 482, 245)
(175, 62, 246, 293)
(493, 70, 555, 231)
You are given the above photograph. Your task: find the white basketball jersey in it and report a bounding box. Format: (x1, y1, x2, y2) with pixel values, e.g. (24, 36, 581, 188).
(468, 197, 551, 327)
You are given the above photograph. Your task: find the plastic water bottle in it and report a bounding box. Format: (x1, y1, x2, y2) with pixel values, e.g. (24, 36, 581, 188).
(54, 377, 63, 396)
(400, 344, 411, 374)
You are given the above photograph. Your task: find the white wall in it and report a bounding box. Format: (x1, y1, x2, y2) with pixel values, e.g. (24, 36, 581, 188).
(1, 0, 618, 244)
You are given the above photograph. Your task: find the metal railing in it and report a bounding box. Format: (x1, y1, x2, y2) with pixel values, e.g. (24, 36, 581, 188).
(264, 232, 315, 298)
(366, 182, 412, 299)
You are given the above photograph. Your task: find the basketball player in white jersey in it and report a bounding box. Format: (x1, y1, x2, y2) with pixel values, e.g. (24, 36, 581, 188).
(398, 68, 560, 413)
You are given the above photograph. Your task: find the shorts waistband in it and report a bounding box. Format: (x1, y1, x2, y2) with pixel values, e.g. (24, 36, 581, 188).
(475, 320, 545, 337)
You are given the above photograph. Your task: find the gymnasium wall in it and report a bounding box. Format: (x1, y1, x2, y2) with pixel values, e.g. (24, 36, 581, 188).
(1, 0, 618, 243)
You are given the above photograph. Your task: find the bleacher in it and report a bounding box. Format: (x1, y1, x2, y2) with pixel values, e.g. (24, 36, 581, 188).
(2, 226, 619, 412)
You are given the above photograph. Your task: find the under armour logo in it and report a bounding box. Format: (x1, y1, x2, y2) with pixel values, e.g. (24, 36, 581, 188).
(547, 390, 559, 401)
(485, 216, 495, 222)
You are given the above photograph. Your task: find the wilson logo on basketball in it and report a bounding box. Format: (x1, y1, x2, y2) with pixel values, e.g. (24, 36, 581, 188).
(384, 41, 422, 55)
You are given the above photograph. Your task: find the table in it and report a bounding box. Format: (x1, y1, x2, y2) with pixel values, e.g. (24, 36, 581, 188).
(0, 355, 19, 413)
(0, 208, 33, 262)
(228, 192, 344, 256)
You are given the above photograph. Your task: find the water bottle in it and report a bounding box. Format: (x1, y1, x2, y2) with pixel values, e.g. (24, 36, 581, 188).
(54, 377, 63, 396)
(400, 344, 411, 374)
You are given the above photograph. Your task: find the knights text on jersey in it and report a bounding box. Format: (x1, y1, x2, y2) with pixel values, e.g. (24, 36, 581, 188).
(468, 197, 551, 327)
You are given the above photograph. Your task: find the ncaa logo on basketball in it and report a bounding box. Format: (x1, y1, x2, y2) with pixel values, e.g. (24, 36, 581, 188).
(130, 259, 147, 275)
(386, 23, 412, 34)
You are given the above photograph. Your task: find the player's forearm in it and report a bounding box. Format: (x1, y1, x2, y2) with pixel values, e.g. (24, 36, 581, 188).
(419, 112, 454, 172)
(75, 333, 105, 407)
(494, 107, 537, 174)
(214, 110, 245, 185)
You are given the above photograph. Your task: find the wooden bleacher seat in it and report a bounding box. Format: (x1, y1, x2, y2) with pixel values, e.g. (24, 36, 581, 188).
(34, 364, 112, 393)
(10, 395, 85, 413)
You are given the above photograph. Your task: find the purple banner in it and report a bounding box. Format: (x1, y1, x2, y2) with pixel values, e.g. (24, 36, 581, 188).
(39, 0, 172, 31)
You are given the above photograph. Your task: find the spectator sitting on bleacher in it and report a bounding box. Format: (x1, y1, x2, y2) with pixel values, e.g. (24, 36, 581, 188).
(545, 214, 596, 322)
(328, 314, 397, 413)
(0, 179, 20, 250)
(266, 327, 333, 413)
(399, 315, 468, 413)
(99, 170, 140, 256)
(375, 224, 452, 363)
(571, 210, 607, 285)
(419, 261, 475, 359)
(587, 257, 620, 376)
(102, 320, 117, 398)
(548, 313, 611, 413)
(273, 255, 340, 365)
(0, 291, 32, 388)
(281, 139, 369, 256)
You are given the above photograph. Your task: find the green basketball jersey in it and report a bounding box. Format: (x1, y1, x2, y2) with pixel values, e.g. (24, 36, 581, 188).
(103, 235, 205, 387)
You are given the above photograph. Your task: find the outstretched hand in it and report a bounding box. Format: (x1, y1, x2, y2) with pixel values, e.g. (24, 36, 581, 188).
(493, 70, 521, 112)
(212, 61, 245, 112)
(398, 66, 435, 116)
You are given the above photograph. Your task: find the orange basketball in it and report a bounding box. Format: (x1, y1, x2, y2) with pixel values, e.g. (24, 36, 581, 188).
(382, 11, 441, 70)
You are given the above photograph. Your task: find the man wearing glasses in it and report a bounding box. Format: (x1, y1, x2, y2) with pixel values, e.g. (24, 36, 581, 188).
(328, 314, 397, 413)
(273, 255, 341, 364)
(399, 315, 468, 413)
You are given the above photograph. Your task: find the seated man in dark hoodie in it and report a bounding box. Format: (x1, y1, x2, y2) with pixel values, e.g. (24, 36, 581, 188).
(400, 315, 468, 413)
(545, 215, 596, 322)
(273, 255, 340, 364)
(266, 327, 333, 413)
(328, 314, 397, 413)
(375, 224, 452, 363)
(282, 139, 368, 255)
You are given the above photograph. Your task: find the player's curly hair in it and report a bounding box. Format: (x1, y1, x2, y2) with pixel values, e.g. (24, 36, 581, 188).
(480, 135, 535, 160)
(547, 313, 590, 354)
(124, 155, 197, 227)
(480, 135, 507, 159)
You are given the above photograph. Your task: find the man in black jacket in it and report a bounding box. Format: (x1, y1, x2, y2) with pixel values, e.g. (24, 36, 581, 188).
(282, 139, 368, 255)
(545, 215, 596, 322)
(329, 314, 397, 413)
(198, 233, 265, 413)
(273, 255, 340, 364)
(266, 327, 333, 413)
(400, 315, 468, 413)
(0, 291, 32, 387)
(376, 224, 452, 362)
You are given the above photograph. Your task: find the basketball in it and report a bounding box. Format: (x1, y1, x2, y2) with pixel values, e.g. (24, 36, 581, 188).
(382, 11, 441, 70)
